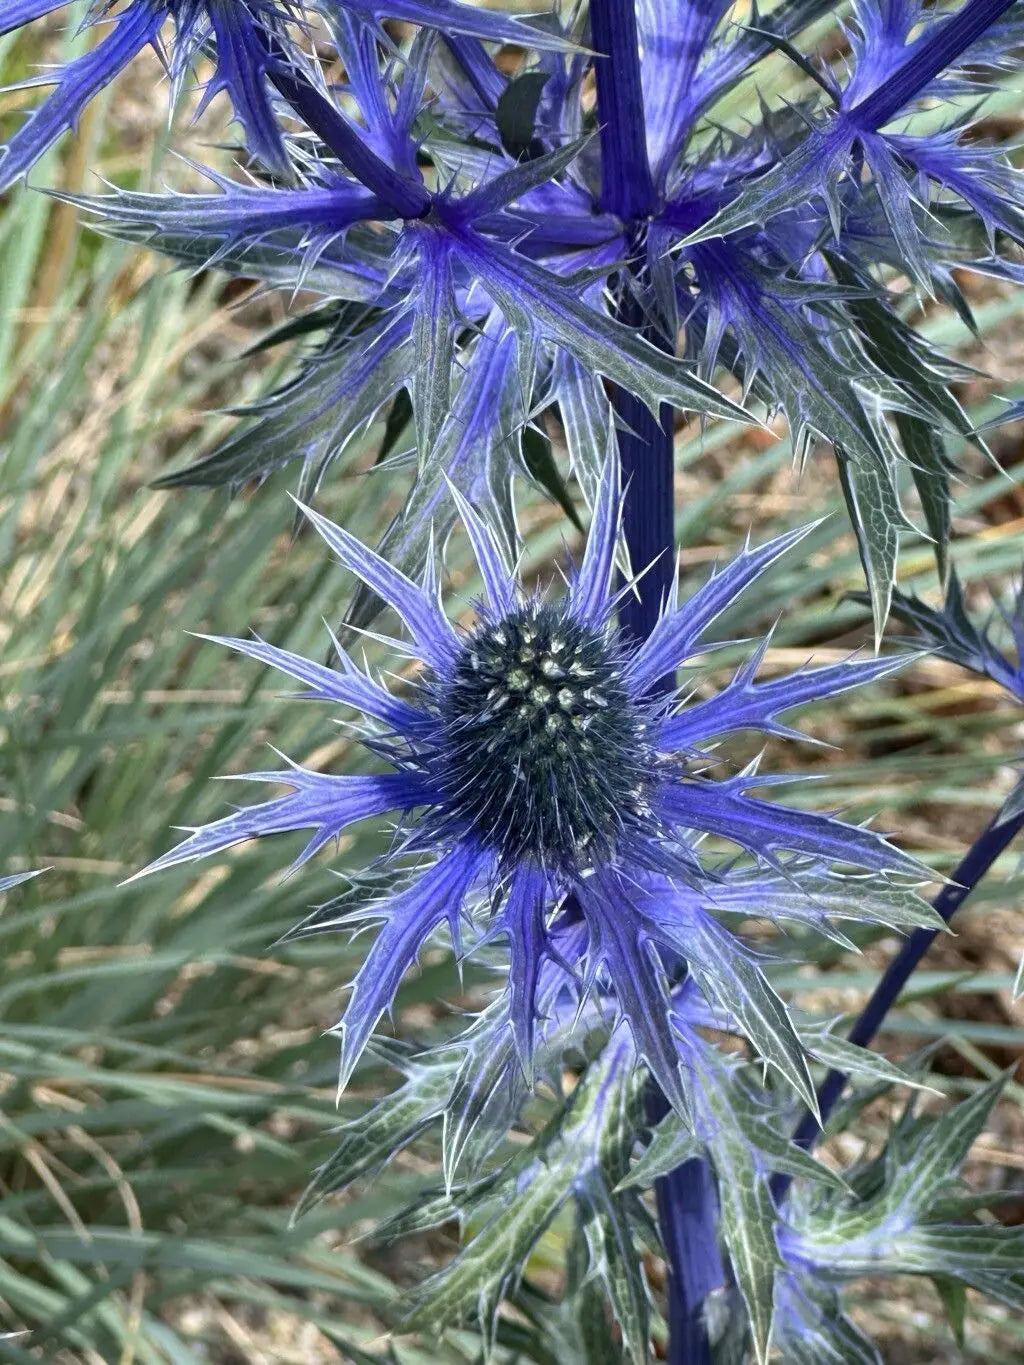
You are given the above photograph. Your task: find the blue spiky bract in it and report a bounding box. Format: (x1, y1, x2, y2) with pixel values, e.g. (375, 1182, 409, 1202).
(139, 460, 932, 1120)
(880, 569, 1024, 700)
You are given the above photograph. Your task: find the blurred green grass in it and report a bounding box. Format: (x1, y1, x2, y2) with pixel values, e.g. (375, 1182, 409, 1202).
(1, 9, 1023, 1362)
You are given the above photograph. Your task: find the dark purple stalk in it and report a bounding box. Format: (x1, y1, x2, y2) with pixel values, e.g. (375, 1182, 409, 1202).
(590, 4, 723, 1359)
(650, 1089, 725, 1362)
(771, 801, 1024, 1207)
(614, 302, 676, 647)
(589, 0, 655, 220)
(847, 0, 1017, 130)
(619, 308, 718, 1361)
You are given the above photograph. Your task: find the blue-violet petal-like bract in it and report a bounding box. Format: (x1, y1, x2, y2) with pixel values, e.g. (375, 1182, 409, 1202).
(138, 461, 929, 1111)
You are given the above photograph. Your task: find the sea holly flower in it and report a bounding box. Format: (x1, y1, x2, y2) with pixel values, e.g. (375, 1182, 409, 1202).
(74, 20, 747, 585)
(69, 1, 1024, 636)
(0, 0, 563, 191)
(137, 461, 933, 1117)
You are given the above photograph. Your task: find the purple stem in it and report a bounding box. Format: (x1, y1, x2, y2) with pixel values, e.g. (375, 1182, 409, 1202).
(649, 1089, 725, 1362)
(589, 0, 656, 219)
(772, 801, 1024, 1207)
(614, 294, 677, 647)
(589, 4, 723, 1359)
(847, 0, 1018, 130)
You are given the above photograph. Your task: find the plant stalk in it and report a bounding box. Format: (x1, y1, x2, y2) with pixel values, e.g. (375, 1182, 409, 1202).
(772, 801, 1024, 1207)
(848, 0, 1017, 130)
(590, 4, 723, 1359)
(590, 0, 655, 220)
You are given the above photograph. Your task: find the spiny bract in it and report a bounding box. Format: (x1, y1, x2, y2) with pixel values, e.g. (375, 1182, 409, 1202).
(137, 460, 940, 1116)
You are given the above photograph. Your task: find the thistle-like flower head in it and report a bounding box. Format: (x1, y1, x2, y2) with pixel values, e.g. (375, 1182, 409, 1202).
(430, 597, 656, 870)
(69, 1, 1024, 636)
(0, 0, 561, 190)
(140, 461, 937, 1114)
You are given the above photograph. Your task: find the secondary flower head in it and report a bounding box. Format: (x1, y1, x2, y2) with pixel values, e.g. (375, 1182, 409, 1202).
(78, 1, 1024, 641)
(0, 0, 561, 191)
(139, 461, 935, 1112)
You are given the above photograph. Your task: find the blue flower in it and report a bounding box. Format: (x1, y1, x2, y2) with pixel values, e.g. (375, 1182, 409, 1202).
(0, 0, 561, 190)
(72, 19, 747, 583)
(138, 461, 928, 1112)
(73, 3, 1024, 632)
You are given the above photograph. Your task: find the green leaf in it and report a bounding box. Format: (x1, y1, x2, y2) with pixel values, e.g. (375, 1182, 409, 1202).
(796, 1022, 941, 1095)
(711, 1123, 778, 1365)
(623, 1091, 848, 1198)
(496, 71, 551, 160)
(681, 1048, 782, 1364)
(772, 1279, 882, 1365)
(372, 1182, 491, 1243)
(889, 1073, 1009, 1210)
(899, 415, 953, 583)
(240, 300, 351, 356)
(836, 449, 907, 645)
(377, 386, 414, 465)
(575, 1272, 630, 1365)
(403, 1143, 568, 1334)
(933, 1276, 966, 1348)
(551, 351, 614, 510)
(828, 254, 977, 585)
(344, 321, 529, 635)
(756, 872, 945, 936)
(522, 423, 583, 532)
(293, 1054, 457, 1220)
(616, 1113, 704, 1190)
(441, 1028, 524, 1188)
(406, 1035, 641, 1340)
(578, 1188, 651, 1365)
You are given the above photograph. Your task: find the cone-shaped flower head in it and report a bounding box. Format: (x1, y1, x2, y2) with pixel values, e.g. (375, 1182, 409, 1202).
(139, 462, 934, 1112)
(433, 596, 656, 870)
